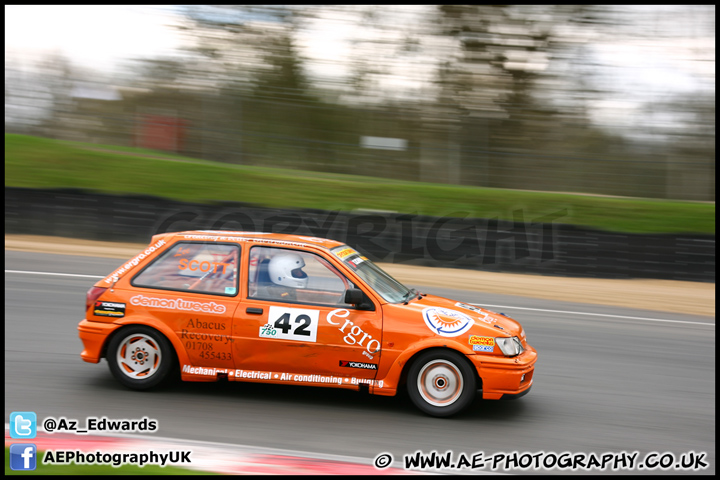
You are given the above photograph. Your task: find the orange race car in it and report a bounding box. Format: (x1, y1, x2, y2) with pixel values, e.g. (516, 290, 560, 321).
(78, 231, 537, 417)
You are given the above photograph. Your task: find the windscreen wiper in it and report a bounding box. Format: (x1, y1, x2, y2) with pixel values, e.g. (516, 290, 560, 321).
(403, 289, 418, 305)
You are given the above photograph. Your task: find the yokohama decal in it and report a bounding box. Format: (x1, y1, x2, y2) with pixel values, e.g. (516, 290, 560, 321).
(339, 361, 378, 370)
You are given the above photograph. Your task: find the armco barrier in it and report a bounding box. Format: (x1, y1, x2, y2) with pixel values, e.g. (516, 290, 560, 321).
(4, 187, 715, 282)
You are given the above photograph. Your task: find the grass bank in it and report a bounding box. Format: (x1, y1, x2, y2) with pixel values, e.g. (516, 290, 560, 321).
(5, 134, 714, 234)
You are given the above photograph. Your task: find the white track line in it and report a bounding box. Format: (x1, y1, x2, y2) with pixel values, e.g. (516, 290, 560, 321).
(5, 269, 713, 326)
(471, 303, 714, 326)
(5, 270, 104, 279)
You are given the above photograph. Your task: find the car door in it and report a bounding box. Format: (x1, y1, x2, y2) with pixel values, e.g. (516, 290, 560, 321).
(232, 245, 382, 383)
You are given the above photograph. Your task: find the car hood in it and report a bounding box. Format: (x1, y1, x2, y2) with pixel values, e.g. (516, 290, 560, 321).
(385, 293, 525, 340)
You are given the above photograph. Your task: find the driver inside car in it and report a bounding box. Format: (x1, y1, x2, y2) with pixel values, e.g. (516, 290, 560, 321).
(256, 253, 308, 301)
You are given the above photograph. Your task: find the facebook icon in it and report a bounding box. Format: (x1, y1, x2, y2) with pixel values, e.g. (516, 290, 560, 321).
(10, 444, 37, 471)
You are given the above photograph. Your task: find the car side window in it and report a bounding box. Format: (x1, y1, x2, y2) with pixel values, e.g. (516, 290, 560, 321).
(248, 246, 357, 306)
(132, 242, 240, 296)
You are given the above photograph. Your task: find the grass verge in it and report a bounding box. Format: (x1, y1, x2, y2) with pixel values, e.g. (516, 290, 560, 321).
(5, 133, 714, 234)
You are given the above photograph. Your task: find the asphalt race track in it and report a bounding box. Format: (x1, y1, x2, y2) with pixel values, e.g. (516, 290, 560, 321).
(5, 250, 715, 475)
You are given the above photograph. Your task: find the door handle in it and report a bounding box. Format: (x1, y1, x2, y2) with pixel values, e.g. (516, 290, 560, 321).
(246, 307, 263, 315)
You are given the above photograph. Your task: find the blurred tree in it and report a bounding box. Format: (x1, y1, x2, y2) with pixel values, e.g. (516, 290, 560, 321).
(174, 6, 310, 93)
(168, 6, 325, 166)
(5, 52, 73, 137)
(7, 5, 710, 199)
(252, 30, 311, 102)
(168, 5, 396, 173)
(427, 5, 594, 188)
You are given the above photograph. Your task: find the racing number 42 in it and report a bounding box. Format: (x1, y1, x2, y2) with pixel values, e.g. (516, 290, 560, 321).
(265, 306, 319, 342)
(274, 312, 312, 336)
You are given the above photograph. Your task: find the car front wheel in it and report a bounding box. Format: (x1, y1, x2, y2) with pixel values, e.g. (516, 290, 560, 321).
(407, 350, 476, 417)
(107, 326, 175, 390)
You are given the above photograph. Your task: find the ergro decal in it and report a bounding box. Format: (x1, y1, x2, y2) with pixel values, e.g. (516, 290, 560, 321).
(130, 295, 226, 314)
(422, 307, 475, 337)
(326, 309, 381, 359)
(104, 239, 166, 284)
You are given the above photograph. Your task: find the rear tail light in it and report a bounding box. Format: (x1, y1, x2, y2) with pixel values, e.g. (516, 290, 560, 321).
(86, 286, 108, 312)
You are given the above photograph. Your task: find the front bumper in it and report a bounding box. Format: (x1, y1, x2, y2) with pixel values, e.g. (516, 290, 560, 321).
(469, 345, 537, 400)
(78, 319, 121, 363)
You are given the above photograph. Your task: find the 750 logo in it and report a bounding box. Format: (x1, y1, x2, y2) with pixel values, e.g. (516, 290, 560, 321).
(259, 323, 278, 337)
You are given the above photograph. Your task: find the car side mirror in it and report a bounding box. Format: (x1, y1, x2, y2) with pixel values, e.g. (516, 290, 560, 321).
(344, 288, 374, 310)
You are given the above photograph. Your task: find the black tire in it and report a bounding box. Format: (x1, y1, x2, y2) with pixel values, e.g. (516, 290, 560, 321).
(407, 350, 477, 417)
(106, 326, 175, 390)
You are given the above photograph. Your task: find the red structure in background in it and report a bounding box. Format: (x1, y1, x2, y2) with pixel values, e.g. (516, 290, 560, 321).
(136, 115, 187, 152)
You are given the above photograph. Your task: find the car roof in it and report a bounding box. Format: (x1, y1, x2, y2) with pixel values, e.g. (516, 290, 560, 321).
(160, 230, 346, 251)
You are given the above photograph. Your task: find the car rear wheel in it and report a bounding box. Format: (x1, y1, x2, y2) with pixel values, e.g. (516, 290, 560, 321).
(407, 350, 476, 417)
(107, 326, 175, 390)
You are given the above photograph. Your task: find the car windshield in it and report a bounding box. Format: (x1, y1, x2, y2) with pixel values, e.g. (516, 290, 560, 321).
(330, 246, 412, 303)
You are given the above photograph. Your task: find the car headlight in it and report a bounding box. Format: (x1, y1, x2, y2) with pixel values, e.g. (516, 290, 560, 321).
(496, 337, 525, 356)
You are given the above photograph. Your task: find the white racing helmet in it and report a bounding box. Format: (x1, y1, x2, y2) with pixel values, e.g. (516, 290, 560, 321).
(268, 253, 308, 288)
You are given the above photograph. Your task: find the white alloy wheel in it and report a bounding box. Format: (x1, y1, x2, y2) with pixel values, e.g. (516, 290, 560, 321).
(407, 350, 476, 417)
(417, 359, 463, 407)
(107, 326, 174, 390)
(116, 333, 162, 380)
